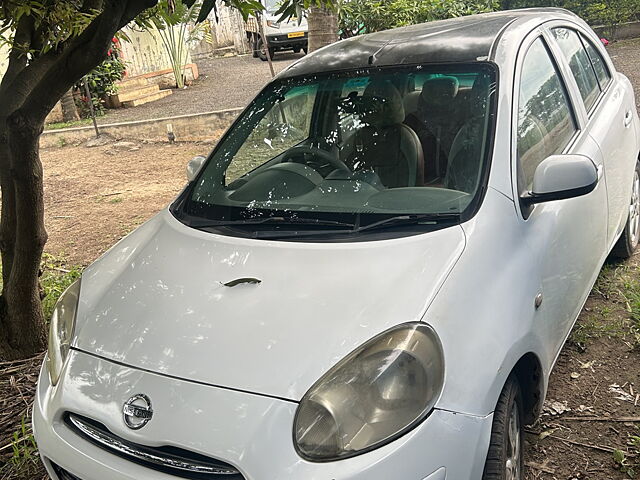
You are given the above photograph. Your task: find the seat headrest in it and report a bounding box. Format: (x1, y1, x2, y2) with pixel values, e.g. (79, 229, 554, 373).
(470, 74, 492, 110)
(420, 76, 459, 109)
(403, 91, 422, 116)
(360, 81, 405, 127)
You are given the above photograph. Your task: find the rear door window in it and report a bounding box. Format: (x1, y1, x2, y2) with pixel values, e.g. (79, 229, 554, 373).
(580, 33, 612, 88)
(551, 27, 600, 111)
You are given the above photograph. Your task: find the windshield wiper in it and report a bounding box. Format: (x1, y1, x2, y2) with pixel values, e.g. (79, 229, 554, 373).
(189, 216, 355, 230)
(250, 213, 461, 239)
(188, 213, 460, 239)
(354, 213, 461, 233)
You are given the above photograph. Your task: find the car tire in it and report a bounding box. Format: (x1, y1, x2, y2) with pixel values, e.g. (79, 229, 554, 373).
(293, 46, 302, 53)
(611, 159, 640, 259)
(257, 37, 274, 62)
(482, 374, 524, 480)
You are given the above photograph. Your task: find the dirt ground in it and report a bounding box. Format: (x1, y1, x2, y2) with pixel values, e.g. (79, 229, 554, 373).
(43, 140, 207, 265)
(523, 262, 640, 479)
(30, 37, 640, 479)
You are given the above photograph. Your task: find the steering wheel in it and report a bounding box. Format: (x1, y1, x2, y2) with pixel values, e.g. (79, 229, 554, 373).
(282, 145, 351, 174)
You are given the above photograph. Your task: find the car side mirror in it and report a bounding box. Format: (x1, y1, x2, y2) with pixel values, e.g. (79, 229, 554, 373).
(186, 156, 206, 182)
(521, 154, 599, 206)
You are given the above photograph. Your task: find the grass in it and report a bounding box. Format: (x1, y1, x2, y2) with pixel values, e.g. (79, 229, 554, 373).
(570, 259, 640, 350)
(44, 118, 93, 131)
(0, 253, 83, 322)
(40, 253, 83, 321)
(0, 417, 41, 480)
(613, 428, 640, 478)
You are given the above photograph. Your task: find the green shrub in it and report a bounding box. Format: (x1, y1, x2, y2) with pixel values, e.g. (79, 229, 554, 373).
(500, 0, 640, 26)
(340, 0, 499, 36)
(74, 37, 126, 117)
(339, 0, 639, 37)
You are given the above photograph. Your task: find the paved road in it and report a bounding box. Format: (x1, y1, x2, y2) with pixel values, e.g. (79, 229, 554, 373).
(98, 51, 303, 125)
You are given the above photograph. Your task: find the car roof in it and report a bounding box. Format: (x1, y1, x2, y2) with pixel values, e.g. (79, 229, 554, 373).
(279, 8, 580, 78)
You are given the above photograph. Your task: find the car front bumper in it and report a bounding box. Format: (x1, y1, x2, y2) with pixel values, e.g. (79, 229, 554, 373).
(34, 350, 492, 480)
(266, 33, 308, 48)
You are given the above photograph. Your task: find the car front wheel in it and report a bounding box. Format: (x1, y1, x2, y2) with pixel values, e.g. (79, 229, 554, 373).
(482, 374, 524, 480)
(611, 159, 640, 259)
(257, 37, 275, 61)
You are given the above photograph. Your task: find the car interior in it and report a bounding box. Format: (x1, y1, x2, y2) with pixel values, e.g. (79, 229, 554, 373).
(191, 68, 495, 215)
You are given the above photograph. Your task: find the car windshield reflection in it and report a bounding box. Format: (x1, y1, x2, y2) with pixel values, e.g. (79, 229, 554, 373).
(180, 64, 497, 235)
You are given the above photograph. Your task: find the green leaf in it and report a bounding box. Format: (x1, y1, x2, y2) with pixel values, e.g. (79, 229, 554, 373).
(614, 449, 627, 464)
(198, 0, 216, 22)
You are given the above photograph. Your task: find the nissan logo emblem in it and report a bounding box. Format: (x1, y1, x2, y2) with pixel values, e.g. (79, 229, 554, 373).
(122, 394, 153, 430)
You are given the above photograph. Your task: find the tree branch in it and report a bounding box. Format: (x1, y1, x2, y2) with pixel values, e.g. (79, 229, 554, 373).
(11, 0, 156, 125)
(0, 14, 35, 99)
(121, 0, 159, 29)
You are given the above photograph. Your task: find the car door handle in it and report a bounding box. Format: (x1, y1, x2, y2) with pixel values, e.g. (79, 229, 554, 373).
(624, 110, 633, 128)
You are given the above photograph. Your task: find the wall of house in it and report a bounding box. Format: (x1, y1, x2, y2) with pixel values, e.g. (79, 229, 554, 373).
(119, 25, 193, 78)
(189, 2, 250, 59)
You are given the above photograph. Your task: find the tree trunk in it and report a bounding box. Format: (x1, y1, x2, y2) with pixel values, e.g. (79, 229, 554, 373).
(307, 6, 338, 53)
(0, 126, 16, 290)
(0, 111, 48, 359)
(61, 88, 80, 122)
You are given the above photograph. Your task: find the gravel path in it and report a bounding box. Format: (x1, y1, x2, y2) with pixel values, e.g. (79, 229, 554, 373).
(607, 37, 640, 109)
(97, 52, 303, 125)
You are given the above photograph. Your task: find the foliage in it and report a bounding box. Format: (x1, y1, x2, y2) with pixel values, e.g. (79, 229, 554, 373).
(74, 38, 126, 116)
(0, 1, 98, 54)
(500, 0, 640, 26)
(0, 416, 40, 479)
(40, 254, 83, 322)
(0, 254, 83, 322)
(139, 0, 207, 89)
(339, 0, 498, 36)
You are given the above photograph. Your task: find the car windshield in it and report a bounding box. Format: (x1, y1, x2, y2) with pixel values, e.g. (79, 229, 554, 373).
(264, 0, 280, 14)
(178, 64, 497, 237)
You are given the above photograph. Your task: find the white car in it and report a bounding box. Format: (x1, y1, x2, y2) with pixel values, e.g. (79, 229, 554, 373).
(248, 0, 308, 61)
(35, 8, 639, 480)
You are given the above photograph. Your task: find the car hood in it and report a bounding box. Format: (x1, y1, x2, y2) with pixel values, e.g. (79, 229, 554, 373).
(74, 209, 465, 401)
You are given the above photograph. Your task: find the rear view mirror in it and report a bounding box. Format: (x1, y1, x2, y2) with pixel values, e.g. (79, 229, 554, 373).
(187, 156, 206, 182)
(522, 154, 599, 206)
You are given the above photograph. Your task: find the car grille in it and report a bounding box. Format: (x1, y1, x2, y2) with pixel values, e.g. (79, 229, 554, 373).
(51, 461, 83, 480)
(65, 413, 245, 479)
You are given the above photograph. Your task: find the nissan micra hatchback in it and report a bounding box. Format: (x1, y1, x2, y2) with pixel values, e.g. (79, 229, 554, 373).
(35, 8, 640, 480)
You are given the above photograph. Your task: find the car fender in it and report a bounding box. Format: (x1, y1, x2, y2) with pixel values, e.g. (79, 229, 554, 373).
(424, 188, 552, 417)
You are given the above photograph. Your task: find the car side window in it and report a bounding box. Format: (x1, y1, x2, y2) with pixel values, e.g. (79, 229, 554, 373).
(517, 37, 577, 194)
(551, 28, 600, 111)
(580, 33, 612, 88)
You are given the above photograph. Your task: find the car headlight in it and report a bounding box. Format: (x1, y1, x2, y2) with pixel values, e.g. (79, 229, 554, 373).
(46, 279, 81, 386)
(266, 20, 280, 28)
(294, 322, 444, 461)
